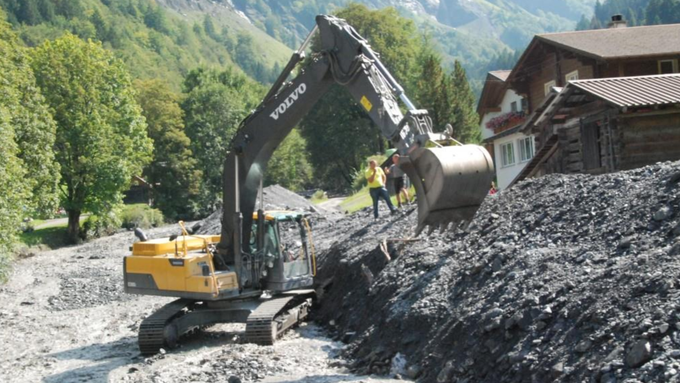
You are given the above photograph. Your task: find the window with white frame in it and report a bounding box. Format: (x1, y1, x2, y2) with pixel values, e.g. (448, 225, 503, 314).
(500, 142, 515, 167)
(518, 136, 535, 162)
(659, 59, 679, 74)
(565, 70, 579, 82)
(511, 101, 518, 113)
(544, 80, 556, 96)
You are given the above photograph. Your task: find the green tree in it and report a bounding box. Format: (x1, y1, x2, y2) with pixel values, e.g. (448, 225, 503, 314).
(0, 15, 60, 277)
(449, 61, 481, 143)
(90, 8, 108, 41)
(17, 0, 42, 25)
(37, 0, 56, 22)
(182, 68, 263, 215)
(576, 14, 591, 30)
(143, 3, 170, 34)
(203, 15, 219, 41)
(32, 34, 153, 242)
(266, 129, 313, 191)
(134, 79, 202, 219)
(413, 50, 446, 128)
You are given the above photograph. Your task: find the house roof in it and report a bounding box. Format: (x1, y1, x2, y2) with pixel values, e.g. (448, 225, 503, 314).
(477, 70, 512, 116)
(533, 73, 680, 132)
(507, 23, 680, 85)
(536, 24, 680, 61)
(568, 74, 680, 108)
(489, 70, 511, 81)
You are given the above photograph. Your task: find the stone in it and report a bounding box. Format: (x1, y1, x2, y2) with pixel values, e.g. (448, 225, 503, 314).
(538, 307, 553, 320)
(626, 340, 652, 368)
(487, 307, 504, 319)
(436, 361, 454, 383)
(619, 237, 634, 249)
(654, 206, 672, 221)
(492, 257, 503, 272)
(550, 362, 564, 378)
(406, 364, 421, 379)
(575, 340, 592, 353)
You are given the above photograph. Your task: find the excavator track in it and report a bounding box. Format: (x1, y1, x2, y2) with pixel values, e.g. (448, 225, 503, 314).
(245, 293, 313, 345)
(138, 299, 191, 355)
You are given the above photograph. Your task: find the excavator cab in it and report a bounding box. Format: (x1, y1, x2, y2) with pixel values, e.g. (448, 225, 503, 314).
(245, 211, 315, 292)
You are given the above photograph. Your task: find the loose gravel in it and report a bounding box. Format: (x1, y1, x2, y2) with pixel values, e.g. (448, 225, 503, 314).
(310, 160, 680, 383)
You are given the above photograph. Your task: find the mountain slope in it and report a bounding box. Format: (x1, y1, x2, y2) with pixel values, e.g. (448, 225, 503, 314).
(211, 0, 594, 74)
(0, 0, 291, 89)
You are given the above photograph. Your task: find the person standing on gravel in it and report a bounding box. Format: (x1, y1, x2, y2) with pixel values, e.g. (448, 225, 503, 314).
(366, 159, 397, 219)
(384, 154, 410, 209)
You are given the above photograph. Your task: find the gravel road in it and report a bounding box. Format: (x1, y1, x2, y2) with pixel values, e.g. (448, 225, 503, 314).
(0, 225, 404, 383)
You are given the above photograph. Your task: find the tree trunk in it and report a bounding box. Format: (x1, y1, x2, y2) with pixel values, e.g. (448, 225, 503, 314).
(67, 209, 81, 244)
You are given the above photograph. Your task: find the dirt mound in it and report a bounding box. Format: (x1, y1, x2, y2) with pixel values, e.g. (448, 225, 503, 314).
(195, 184, 325, 235)
(313, 161, 680, 382)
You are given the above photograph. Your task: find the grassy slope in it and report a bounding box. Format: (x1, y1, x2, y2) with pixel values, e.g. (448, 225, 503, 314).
(158, 0, 291, 66)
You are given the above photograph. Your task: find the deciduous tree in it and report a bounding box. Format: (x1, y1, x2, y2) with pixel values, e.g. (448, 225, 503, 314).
(0, 15, 59, 274)
(32, 34, 152, 242)
(266, 129, 313, 192)
(182, 68, 263, 215)
(134, 79, 202, 219)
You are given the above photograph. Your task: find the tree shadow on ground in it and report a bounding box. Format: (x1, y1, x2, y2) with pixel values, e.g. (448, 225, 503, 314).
(43, 336, 139, 383)
(43, 326, 247, 383)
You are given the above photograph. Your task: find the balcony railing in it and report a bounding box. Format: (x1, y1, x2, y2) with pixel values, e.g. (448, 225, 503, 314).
(485, 111, 527, 134)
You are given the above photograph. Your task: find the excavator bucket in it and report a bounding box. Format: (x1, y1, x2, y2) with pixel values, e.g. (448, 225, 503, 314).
(404, 145, 495, 236)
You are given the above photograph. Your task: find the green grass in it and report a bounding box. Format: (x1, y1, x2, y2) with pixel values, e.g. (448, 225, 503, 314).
(339, 186, 373, 213)
(19, 225, 69, 249)
(340, 185, 416, 214)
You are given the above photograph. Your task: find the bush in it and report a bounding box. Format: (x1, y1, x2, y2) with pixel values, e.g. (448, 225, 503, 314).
(81, 211, 121, 240)
(120, 204, 165, 229)
(310, 189, 328, 203)
(0, 252, 11, 283)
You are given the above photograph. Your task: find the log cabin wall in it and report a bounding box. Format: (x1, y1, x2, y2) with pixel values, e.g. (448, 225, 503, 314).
(526, 50, 595, 113)
(617, 111, 680, 170)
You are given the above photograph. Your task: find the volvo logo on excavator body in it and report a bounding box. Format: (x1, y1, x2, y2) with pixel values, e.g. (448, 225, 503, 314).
(270, 83, 307, 120)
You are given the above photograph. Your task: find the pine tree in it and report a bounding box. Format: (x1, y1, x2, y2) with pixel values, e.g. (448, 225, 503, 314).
(414, 53, 445, 128)
(17, 0, 42, 25)
(90, 8, 108, 41)
(37, 0, 56, 22)
(576, 14, 591, 30)
(590, 15, 603, 29)
(203, 15, 218, 41)
(450, 61, 481, 144)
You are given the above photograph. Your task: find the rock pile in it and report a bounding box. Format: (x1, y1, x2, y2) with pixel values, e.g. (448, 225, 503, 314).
(312, 161, 680, 383)
(195, 184, 326, 236)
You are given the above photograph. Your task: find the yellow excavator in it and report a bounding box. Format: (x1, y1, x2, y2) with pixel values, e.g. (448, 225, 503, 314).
(123, 15, 494, 355)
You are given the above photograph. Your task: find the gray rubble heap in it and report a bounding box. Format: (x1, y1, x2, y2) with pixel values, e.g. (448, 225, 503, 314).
(195, 184, 325, 236)
(312, 161, 680, 383)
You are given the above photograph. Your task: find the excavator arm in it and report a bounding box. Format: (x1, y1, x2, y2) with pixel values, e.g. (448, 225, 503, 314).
(217, 15, 494, 280)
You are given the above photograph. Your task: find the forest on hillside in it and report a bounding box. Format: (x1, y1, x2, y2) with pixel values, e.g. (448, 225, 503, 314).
(577, 0, 680, 29)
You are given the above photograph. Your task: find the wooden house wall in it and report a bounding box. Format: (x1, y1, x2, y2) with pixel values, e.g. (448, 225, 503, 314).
(526, 53, 594, 113)
(618, 111, 680, 170)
